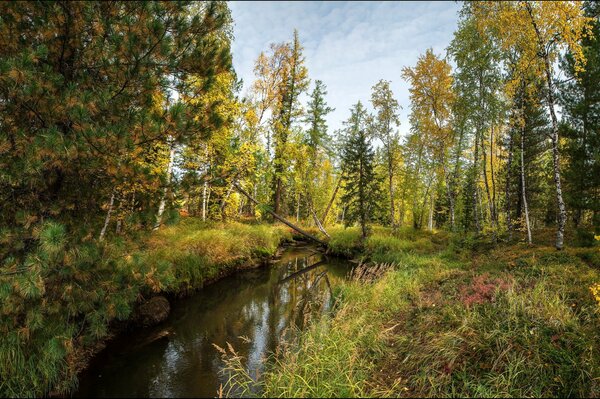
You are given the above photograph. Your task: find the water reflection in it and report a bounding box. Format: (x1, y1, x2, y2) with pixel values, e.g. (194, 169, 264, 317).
(74, 245, 348, 398)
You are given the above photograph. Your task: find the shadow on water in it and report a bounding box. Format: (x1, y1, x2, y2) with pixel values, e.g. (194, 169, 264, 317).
(73, 244, 350, 398)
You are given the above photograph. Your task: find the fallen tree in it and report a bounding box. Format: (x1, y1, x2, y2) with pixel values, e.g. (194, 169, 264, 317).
(233, 183, 328, 246)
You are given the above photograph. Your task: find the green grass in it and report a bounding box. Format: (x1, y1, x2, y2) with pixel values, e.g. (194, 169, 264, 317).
(0, 218, 292, 398)
(142, 219, 292, 292)
(229, 226, 600, 398)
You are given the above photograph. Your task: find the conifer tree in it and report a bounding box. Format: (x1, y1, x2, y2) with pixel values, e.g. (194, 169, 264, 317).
(339, 102, 382, 240)
(305, 80, 335, 161)
(560, 1, 600, 230)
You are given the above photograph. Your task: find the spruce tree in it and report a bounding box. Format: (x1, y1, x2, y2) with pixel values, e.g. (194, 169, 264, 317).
(339, 102, 382, 240)
(559, 1, 600, 230)
(304, 80, 334, 161)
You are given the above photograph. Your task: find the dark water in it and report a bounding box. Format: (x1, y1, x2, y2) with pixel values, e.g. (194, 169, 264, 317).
(74, 245, 349, 398)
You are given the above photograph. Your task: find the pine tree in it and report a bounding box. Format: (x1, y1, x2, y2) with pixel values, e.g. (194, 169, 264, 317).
(304, 80, 334, 161)
(0, 1, 233, 248)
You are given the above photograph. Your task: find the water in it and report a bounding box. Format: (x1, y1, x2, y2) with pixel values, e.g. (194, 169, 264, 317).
(74, 244, 349, 398)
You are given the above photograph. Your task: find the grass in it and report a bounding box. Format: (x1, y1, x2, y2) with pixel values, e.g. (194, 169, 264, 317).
(0, 217, 292, 398)
(142, 218, 292, 293)
(226, 225, 600, 398)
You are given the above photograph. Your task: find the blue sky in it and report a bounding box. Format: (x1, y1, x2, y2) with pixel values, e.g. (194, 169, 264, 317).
(229, 1, 462, 136)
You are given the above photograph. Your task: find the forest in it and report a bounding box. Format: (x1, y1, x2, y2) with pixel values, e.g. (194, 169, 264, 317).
(1, 1, 600, 398)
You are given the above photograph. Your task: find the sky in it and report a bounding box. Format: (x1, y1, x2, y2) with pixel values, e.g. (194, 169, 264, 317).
(229, 1, 462, 137)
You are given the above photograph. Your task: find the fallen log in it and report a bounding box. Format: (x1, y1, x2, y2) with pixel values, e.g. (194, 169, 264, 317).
(233, 183, 328, 246)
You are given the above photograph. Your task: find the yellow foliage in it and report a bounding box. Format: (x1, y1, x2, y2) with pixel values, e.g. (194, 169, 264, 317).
(590, 283, 600, 305)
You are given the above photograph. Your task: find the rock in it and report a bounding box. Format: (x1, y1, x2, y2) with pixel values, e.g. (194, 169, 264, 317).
(135, 296, 170, 326)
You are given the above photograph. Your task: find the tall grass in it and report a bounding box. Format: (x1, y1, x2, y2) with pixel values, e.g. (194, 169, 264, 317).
(239, 226, 600, 398)
(143, 219, 292, 292)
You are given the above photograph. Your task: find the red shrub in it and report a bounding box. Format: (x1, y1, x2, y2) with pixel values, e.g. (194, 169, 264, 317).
(459, 273, 512, 307)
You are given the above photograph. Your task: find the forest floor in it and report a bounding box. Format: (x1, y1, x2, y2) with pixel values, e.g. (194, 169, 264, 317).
(242, 225, 600, 398)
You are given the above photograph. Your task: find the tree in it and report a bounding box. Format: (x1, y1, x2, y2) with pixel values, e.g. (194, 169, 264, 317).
(270, 30, 310, 216)
(402, 49, 456, 229)
(560, 1, 600, 230)
(305, 80, 334, 160)
(448, 9, 504, 235)
(472, 0, 594, 249)
(370, 80, 401, 228)
(303, 80, 335, 227)
(339, 102, 382, 240)
(0, 1, 233, 249)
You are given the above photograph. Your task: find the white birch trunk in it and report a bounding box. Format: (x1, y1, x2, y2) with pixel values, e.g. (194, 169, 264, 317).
(521, 126, 532, 244)
(99, 190, 116, 241)
(154, 139, 175, 230)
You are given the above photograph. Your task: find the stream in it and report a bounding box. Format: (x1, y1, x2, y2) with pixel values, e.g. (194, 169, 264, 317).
(73, 244, 349, 398)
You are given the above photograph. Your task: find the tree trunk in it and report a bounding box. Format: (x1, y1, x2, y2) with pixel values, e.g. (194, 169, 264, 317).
(442, 162, 455, 230)
(544, 58, 566, 250)
(308, 195, 330, 238)
(428, 191, 434, 231)
(115, 198, 123, 234)
(322, 174, 342, 225)
(481, 129, 496, 233)
(527, 4, 566, 249)
(490, 124, 498, 223)
(273, 176, 283, 216)
(220, 178, 237, 222)
(296, 191, 300, 222)
(505, 129, 514, 240)
(154, 139, 175, 230)
(99, 190, 116, 241)
(473, 125, 481, 234)
(202, 180, 208, 221)
(521, 124, 532, 244)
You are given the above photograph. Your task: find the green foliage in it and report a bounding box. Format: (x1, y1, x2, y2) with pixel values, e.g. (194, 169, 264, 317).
(560, 1, 600, 228)
(326, 225, 363, 257)
(304, 80, 335, 155)
(142, 218, 292, 291)
(0, 0, 234, 254)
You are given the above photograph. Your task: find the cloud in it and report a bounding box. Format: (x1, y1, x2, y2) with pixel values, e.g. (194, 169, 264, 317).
(230, 1, 461, 137)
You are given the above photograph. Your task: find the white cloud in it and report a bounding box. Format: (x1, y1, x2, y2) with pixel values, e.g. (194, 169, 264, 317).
(229, 1, 461, 137)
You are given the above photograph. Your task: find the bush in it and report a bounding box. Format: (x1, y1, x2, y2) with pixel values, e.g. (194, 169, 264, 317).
(575, 228, 597, 248)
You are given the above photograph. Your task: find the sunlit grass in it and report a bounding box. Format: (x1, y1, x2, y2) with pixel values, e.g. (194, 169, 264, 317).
(143, 219, 292, 292)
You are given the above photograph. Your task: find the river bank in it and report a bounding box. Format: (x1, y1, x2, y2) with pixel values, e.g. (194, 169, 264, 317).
(226, 226, 600, 398)
(3, 218, 294, 398)
(61, 220, 297, 397)
(73, 244, 349, 397)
